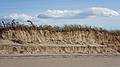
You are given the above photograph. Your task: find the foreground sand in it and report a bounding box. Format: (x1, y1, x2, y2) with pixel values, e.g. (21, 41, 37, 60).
(0, 56, 120, 67)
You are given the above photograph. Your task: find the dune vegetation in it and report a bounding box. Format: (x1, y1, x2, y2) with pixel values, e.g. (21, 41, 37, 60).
(0, 19, 120, 55)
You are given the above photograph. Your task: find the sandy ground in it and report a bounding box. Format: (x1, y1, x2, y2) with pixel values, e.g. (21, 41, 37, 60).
(0, 56, 120, 67)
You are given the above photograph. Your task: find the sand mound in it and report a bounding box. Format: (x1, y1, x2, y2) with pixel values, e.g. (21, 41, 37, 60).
(0, 24, 120, 55)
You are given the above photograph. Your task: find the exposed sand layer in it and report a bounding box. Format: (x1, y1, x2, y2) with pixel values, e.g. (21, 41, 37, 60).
(0, 43, 120, 55)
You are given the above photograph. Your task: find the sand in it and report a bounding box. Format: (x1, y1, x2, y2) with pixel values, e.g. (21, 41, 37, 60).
(0, 56, 120, 67)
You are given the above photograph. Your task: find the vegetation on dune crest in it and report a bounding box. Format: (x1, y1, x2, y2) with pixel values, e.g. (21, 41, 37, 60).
(0, 19, 120, 44)
(0, 19, 120, 55)
(0, 19, 120, 35)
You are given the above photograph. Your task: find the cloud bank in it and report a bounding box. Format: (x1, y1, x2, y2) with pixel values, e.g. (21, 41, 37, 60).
(37, 7, 120, 19)
(0, 14, 34, 22)
(90, 7, 120, 17)
(0, 7, 119, 22)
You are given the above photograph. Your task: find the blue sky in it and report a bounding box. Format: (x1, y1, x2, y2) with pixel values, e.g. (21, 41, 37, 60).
(0, 0, 120, 29)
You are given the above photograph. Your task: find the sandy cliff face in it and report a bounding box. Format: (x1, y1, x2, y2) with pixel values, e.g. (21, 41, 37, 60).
(1, 29, 120, 45)
(0, 27, 120, 55)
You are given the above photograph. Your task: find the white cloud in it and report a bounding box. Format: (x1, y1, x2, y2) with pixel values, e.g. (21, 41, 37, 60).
(0, 13, 35, 22)
(37, 7, 120, 19)
(0, 7, 119, 23)
(9, 13, 34, 21)
(37, 10, 81, 19)
(90, 7, 120, 17)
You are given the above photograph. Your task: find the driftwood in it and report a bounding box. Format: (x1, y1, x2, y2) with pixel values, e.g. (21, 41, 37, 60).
(2, 21, 5, 27)
(27, 20, 35, 28)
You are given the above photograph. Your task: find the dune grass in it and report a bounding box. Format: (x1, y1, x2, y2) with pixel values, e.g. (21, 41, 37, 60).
(0, 19, 120, 36)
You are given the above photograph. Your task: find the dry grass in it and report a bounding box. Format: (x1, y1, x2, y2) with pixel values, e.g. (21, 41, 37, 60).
(0, 20, 120, 34)
(0, 20, 120, 55)
(0, 20, 120, 44)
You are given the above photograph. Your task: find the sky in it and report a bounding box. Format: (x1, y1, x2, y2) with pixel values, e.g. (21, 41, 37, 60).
(0, 0, 120, 30)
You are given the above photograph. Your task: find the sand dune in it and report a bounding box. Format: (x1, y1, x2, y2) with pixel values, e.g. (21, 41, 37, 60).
(0, 24, 120, 55)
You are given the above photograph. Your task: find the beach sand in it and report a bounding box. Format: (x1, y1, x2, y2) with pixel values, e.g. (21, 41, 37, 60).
(0, 56, 120, 67)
